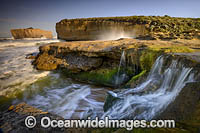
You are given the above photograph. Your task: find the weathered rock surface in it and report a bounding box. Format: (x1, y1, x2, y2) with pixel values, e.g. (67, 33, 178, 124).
(0, 103, 65, 132)
(33, 38, 200, 87)
(56, 16, 200, 41)
(11, 27, 53, 39)
(157, 82, 200, 121)
(34, 38, 200, 71)
(33, 38, 137, 71)
(33, 39, 141, 86)
(0, 103, 89, 133)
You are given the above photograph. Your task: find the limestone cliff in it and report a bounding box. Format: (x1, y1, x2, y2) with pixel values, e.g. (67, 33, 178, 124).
(11, 27, 53, 39)
(56, 16, 200, 41)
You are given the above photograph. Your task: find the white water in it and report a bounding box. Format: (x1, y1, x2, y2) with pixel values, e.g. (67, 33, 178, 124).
(115, 51, 126, 86)
(12, 72, 108, 119)
(16, 55, 195, 120)
(102, 56, 195, 120)
(0, 38, 196, 120)
(0, 38, 109, 120)
(20, 81, 108, 119)
(0, 38, 61, 96)
(98, 30, 134, 40)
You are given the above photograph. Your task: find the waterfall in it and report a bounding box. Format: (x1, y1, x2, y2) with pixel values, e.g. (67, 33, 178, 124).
(115, 51, 126, 87)
(102, 56, 195, 120)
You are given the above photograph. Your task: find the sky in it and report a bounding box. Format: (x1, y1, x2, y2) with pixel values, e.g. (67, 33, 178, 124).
(0, 0, 200, 37)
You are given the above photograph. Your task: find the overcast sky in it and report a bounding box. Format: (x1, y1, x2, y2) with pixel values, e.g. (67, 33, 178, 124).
(0, 0, 200, 37)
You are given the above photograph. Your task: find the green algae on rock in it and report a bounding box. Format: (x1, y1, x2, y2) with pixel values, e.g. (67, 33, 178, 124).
(64, 67, 135, 87)
(33, 39, 200, 87)
(139, 50, 163, 72)
(124, 70, 147, 88)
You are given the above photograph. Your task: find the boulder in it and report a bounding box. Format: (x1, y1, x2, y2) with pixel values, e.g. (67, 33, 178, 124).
(10, 28, 53, 39)
(103, 91, 121, 112)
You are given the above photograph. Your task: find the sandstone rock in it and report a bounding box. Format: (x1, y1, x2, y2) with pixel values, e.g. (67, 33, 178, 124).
(0, 103, 88, 132)
(56, 20, 148, 41)
(33, 39, 200, 87)
(34, 52, 67, 71)
(34, 39, 143, 86)
(33, 39, 147, 71)
(56, 16, 200, 41)
(10, 28, 53, 39)
(0, 102, 63, 132)
(63, 53, 103, 72)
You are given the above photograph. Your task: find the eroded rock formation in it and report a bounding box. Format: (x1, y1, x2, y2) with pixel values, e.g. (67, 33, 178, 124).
(34, 38, 139, 71)
(11, 27, 53, 39)
(33, 38, 200, 87)
(33, 39, 142, 86)
(56, 16, 200, 41)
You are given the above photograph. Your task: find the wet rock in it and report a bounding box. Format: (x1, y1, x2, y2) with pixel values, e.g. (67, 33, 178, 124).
(25, 52, 38, 59)
(0, 103, 66, 132)
(103, 91, 121, 112)
(33, 52, 66, 70)
(34, 52, 103, 72)
(63, 53, 103, 72)
(33, 38, 200, 87)
(124, 70, 147, 88)
(33, 39, 135, 72)
(157, 82, 200, 121)
(67, 67, 134, 87)
(0, 103, 89, 133)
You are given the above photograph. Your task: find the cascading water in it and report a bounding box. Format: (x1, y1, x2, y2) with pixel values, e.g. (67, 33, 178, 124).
(13, 73, 109, 119)
(13, 55, 196, 120)
(4, 38, 195, 121)
(23, 83, 107, 119)
(115, 51, 126, 87)
(102, 56, 195, 120)
(1, 37, 198, 133)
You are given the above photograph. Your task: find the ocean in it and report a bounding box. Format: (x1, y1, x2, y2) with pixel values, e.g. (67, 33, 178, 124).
(0, 38, 107, 119)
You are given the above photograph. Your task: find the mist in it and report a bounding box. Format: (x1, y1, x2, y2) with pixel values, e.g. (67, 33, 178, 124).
(98, 29, 135, 40)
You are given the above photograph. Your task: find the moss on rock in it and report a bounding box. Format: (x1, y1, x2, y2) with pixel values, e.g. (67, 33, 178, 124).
(125, 70, 146, 88)
(149, 45, 195, 53)
(140, 50, 162, 71)
(74, 68, 119, 87)
(63, 67, 135, 87)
